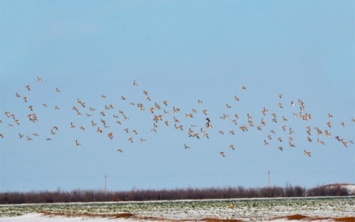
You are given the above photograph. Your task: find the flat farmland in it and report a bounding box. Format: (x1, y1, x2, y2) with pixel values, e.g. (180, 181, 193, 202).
(0, 197, 354, 221)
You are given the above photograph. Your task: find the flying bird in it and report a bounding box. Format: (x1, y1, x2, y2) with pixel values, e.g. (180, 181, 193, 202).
(304, 150, 311, 157)
(264, 140, 269, 147)
(2, 78, 353, 159)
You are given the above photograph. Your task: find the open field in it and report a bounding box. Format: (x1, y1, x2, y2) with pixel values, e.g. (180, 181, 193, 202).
(0, 197, 354, 221)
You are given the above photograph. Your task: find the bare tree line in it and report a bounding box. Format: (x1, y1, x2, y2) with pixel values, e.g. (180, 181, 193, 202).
(0, 185, 350, 204)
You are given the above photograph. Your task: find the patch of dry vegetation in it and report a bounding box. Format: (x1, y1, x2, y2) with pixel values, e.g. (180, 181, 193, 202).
(40, 211, 133, 218)
(272, 214, 355, 221)
(284, 214, 310, 220)
(334, 217, 355, 222)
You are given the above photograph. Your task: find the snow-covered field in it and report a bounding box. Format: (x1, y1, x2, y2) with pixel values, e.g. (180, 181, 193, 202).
(0, 197, 354, 221)
(0, 213, 131, 222)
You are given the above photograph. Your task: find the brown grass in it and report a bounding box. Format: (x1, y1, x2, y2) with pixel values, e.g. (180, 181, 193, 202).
(334, 217, 355, 222)
(40, 211, 133, 218)
(273, 214, 355, 221)
(285, 214, 309, 220)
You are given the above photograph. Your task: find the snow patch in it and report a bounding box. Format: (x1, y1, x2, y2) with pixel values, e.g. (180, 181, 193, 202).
(0, 213, 134, 222)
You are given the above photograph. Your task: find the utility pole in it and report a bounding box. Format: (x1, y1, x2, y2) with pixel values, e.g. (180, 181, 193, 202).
(268, 170, 270, 188)
(268, 170, 271, 197)
(104, 174, 107, 193)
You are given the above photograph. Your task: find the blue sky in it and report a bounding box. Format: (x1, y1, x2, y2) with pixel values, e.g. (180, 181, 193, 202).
(0, 1, 354, 192)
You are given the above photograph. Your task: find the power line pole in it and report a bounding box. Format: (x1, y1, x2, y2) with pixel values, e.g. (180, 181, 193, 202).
(268, 170, 270, 188)
(104, 174, 107, 193)
(268, 170, 271, 197)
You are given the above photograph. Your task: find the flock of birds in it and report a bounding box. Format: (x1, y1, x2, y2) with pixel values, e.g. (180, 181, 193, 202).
(0, 77, 354, 158)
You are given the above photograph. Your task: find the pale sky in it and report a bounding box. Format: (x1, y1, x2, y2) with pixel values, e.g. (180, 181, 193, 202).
(0, 1, 354, 192)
